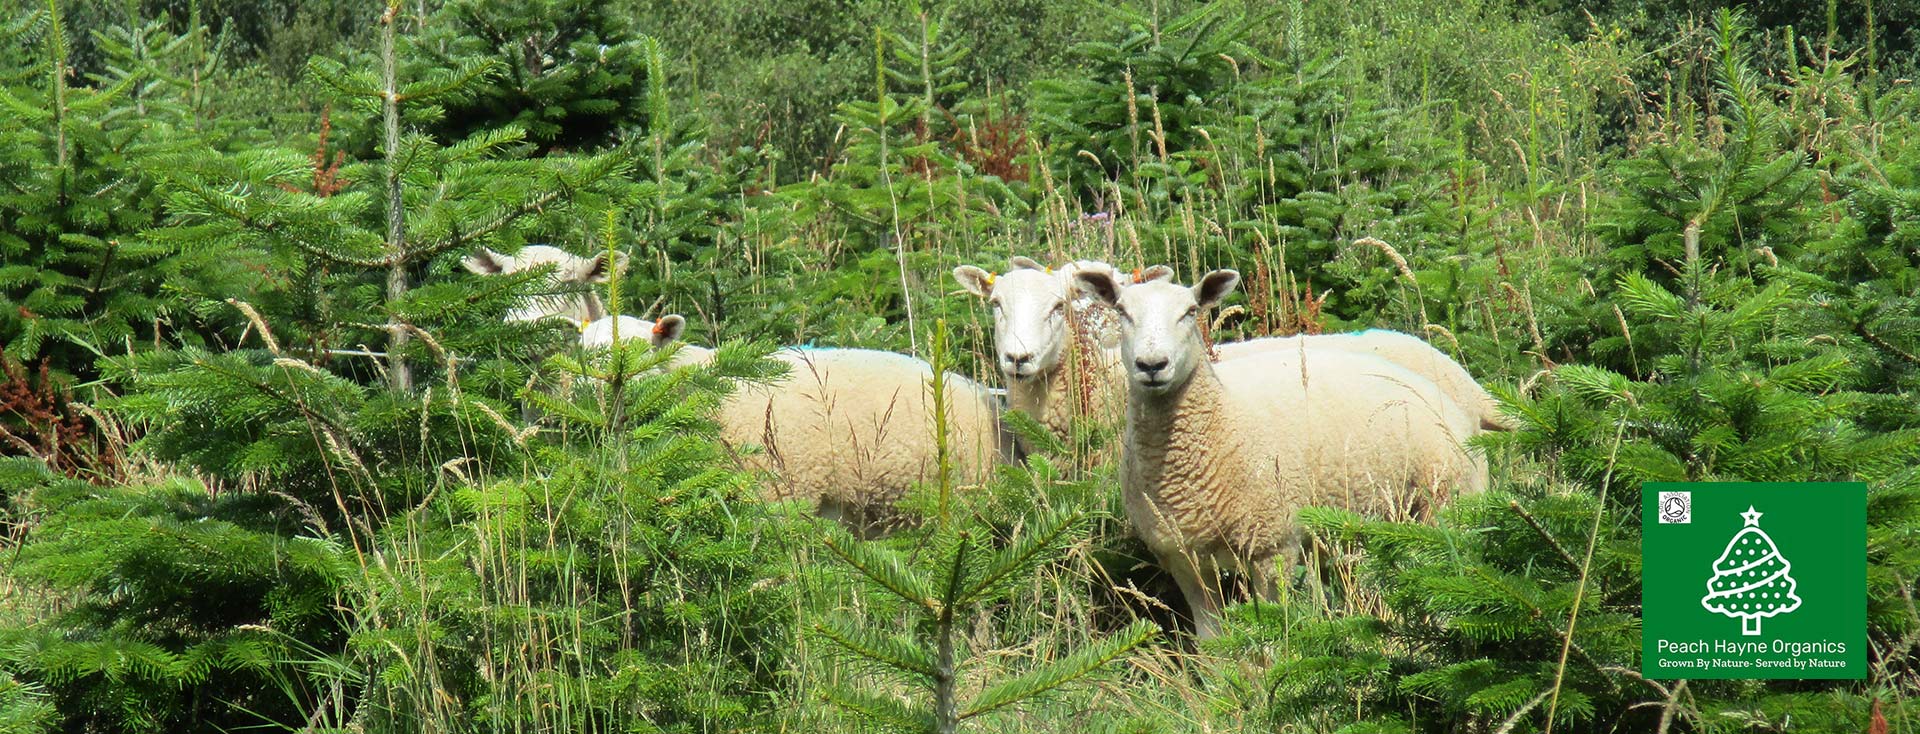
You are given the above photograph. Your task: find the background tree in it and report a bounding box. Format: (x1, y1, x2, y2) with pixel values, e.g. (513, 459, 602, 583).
(412, 0, 653, 150)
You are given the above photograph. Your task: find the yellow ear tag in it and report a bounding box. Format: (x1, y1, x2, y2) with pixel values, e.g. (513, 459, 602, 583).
(578, 318, 590, 333)
(1045, 266, 1054, 274)
(986, 273, 997, 286)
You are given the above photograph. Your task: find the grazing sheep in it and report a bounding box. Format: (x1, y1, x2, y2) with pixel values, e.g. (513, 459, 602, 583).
(1217, 330, 1511, 431)
(953, 258, 1171, 443)
(579, 314, 686, 351)
(1075, 268, 1487, 638)
(579, 315, 1007, 533)
(462, 245, 630, 324)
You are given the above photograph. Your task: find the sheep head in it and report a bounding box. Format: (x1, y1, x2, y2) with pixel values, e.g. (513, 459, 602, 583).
(954, 258, 1075, 381)
(578, 314, 686, 350)
(1076, 268, 1239, 395)
(463, 245, 630, 324)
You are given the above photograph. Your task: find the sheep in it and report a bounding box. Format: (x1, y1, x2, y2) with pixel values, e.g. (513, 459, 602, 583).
(578, 314, 1008, 533)
(579, 314, 684, 351)
(1099, 262, 1508, 432)
(952, 258, 1172, 443)
(462, 245, 631, 324)
(959, 259, 1509, 444)
(1074, 267, 1487, 638)
(1216, 330, 1511, 432)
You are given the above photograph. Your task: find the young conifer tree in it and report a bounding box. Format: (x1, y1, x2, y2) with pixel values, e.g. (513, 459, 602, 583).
(146, 0, 632, 390)
(1, 6, 639, 731)
(0, 4, 239, 378)
(812, 321, 1157, 734)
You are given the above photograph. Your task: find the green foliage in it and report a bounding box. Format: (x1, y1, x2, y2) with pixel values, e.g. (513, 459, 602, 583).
(304, 332, 800, 732)
(0, 669, 52, 734)
(1032, 1, 1272, 205)
(1, 463, 348, 733)
(815, 502, 1156, 733)
(140, 1, 636, 399)
(812, 325, 1154, 733)
(0, 7, 244, 377)
(413, 0, 654, 149)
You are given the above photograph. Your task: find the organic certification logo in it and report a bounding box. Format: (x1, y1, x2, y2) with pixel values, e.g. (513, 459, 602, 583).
(1700, 506, 1801, 635)
(1658, 491, 1690, 524)
(1642, 483, 1864, 680)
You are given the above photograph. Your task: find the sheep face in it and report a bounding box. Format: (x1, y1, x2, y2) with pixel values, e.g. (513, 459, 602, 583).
(462, 245, 631, 323)
(954, 261, 1069, 381)
(579, 314, 686, 351)
(1076, 269, 1240, 396)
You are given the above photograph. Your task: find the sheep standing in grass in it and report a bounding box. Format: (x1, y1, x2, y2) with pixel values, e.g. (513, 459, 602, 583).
(1123, 264, 1508, 433)
(579, 314, 1007, 533)
(1217, 330, 1510, 432)
(462, 245, 630, 324)
(952, 258, 1168, 443)
(1075, 268, 1486, 638)
(959, 259, 1508, 443)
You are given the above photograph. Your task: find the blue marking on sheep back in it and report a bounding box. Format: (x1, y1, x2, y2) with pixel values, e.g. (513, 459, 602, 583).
(1353, 328, 1411, 338)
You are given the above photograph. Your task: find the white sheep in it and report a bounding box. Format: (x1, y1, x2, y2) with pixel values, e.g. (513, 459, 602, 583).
(462, 245, 630, 324)
(1074, 268, 1487, 638)
(960, 259, 1509, 443)
(578, 315, 1007, 533)
(952, 258, 1172, 443)
(1217, 330, 1511, 432)
(578, 314, 683, 350)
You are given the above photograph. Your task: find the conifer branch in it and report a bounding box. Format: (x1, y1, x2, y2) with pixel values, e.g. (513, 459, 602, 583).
(1857, 322, 1920, 367)
(410, 184, 568, 262)
(1506, 500, 1581, 572)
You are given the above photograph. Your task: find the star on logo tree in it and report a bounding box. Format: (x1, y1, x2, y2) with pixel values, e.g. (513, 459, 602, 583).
(1702, 505, 1802, 635)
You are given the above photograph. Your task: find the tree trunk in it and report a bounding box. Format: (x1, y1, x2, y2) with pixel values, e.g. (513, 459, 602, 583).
(380, 1, 411, 393)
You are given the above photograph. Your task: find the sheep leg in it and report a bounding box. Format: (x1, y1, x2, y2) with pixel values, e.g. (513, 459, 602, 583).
(1164, 551, 1223, 639)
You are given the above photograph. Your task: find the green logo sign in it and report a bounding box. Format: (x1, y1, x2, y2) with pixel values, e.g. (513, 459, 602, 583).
(1641, 482, 1865, 680)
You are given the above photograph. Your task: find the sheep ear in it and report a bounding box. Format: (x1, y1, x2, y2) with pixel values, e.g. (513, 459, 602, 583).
(952, 266, 994, 298)
(583, 250, 630, 283)
(462, 248, 510, 274)
(1136, 265, 1175, 284)
(650, 315, 686, 347)
(1192, 269, 1241, 309)
(1008, 256, 1046, 271)
(1074, 269, 1121, 306)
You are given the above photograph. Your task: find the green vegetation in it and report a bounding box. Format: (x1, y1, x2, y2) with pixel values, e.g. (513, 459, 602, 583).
(2, 0, 1916, 732)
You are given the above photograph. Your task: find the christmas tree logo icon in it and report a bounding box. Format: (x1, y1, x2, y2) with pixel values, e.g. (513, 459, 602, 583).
(1701, 505, 1803, 635)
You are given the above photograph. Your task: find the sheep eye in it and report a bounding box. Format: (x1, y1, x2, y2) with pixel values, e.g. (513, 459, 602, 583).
(1050, 302, 1066, 316)
(1182, 306, 1199, 320)
(988, 299, 1003, 311)
(1115, 307, 1131, 322)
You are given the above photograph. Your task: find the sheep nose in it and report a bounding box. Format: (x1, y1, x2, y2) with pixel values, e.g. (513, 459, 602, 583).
(1134, 357, 1169, 375)
(1004, 352, 1033, 368)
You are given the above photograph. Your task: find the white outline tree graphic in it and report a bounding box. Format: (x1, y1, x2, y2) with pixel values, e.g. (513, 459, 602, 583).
(1702, 506, 1803, 635)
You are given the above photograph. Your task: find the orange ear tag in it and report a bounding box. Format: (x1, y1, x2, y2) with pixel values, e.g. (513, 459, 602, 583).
(1130, 267, 1144, 284)
(651, 321, 666, 338)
